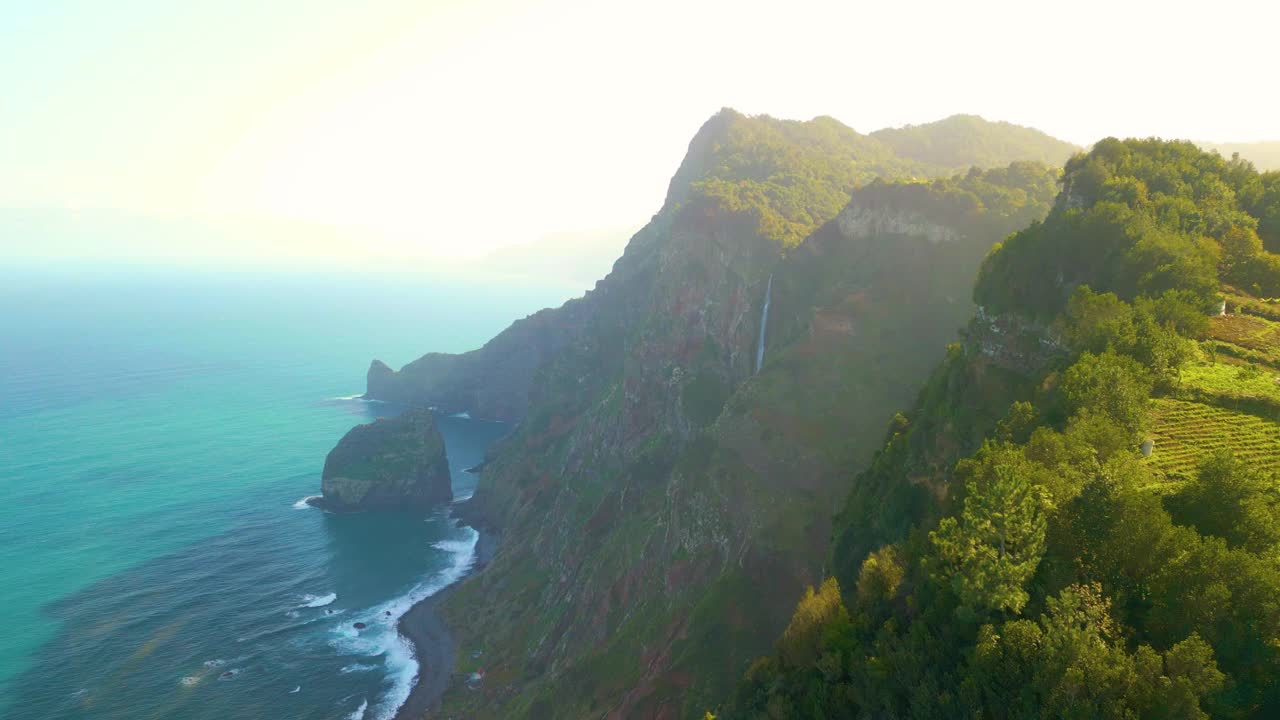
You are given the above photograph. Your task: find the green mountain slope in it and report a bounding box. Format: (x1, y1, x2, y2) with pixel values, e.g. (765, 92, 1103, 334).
(435, 163, 1058, 718)
(726, 139, 1280, 719)
(1199, 141, 1280, 171)
(337, 109, 1080, 712)
(344, 109, 1075, 718)
(871, 114, 1080, 171)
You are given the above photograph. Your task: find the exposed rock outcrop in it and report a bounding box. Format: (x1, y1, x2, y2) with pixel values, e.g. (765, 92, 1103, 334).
(836, 201, 960, 244)
(968, 306, 1067, 375)
(311, 408, 451, 512)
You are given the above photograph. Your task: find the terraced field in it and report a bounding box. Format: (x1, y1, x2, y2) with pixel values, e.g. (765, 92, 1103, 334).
(1176, 361, 1280, 418)
(1207, 313, 1280, 367)
(1225, 290, 1280, 323)
(1147, 398, 1280, 482)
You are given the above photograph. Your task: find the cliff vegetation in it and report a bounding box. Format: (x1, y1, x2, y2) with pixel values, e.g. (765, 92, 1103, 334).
(724, 140, 1280, 720)
(387, 111, 1071, 718)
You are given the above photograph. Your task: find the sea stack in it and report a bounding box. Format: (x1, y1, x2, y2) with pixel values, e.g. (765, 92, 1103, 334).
(310, 407, 451, 512)
(365, 358, 397, 401)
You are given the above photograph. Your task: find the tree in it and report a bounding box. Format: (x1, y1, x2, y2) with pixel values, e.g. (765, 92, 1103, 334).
(1064, 286, 1137, 354)
(1143, 633, 1226, 719)
(966, 586, 1225, 720)
(1124, 229, 1220, 305)
(996, 400, 1038, 444)
(931, 445, 1049, 616)
(1166, 450, 1280, 554)
(778, 577, 850, 669)
(1130, 313, 1196, 388)
(855, 546, 904, 607)
(1059, 351, 1153, 436)
(1139, 289, 1211, 338)
(1220, 225, 1265, 281)
(1033, 584, 1138, 718)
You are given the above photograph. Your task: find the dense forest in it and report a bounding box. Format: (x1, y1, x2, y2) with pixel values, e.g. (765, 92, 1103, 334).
(724, 140, 1280, 719)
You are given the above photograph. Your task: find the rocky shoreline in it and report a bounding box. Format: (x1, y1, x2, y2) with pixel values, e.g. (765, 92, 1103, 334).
(393, 515, 498, 720)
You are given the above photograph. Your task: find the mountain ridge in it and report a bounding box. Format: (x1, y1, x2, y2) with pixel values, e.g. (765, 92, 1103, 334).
(363, 110, 1078, 420)
(339, 109, 1075, 718)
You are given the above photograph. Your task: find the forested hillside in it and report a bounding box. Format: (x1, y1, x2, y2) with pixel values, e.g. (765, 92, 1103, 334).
(425, 113, 1066, 718)
(725, 140, 1280, 719)
(871, 114, 1079, 171)
(349, 110, 1080, 718)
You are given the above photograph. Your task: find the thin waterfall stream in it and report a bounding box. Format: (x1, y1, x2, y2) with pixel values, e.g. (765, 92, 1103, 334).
(755, 274, 772, 373)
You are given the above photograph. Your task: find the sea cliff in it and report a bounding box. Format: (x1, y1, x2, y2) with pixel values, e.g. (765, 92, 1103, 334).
(312, 408, 451, 512)
(338, 110, 1068, 717)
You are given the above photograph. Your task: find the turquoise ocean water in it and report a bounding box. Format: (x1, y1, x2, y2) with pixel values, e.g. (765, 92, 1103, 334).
(0, 266, 576, 720)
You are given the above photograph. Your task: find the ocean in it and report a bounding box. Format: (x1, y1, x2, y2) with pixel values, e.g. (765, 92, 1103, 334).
(0, 265, 577, 720)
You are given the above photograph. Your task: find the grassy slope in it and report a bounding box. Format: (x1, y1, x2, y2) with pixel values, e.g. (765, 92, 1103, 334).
(1147, 398, 1280, 483)
(1143, 307, 1280, 484)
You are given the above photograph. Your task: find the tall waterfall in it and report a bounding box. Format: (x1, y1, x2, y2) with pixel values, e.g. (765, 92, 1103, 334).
(755, 274, 772, 374)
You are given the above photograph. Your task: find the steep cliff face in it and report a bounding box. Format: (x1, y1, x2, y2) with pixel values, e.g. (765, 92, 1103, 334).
(361, 114, 1071, 424)
(332, 111, 1069, 717)
(364, 299, 595, 422)
(313, 408, 451, 512)
(360, 112, 752, 420)
(424, 161, 1059, 717)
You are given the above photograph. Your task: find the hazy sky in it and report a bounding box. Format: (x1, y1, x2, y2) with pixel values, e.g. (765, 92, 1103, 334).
(3, 0, 1277, 263)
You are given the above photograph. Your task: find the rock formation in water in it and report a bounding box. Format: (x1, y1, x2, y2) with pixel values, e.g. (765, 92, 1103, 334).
(312, 408, 451, 512)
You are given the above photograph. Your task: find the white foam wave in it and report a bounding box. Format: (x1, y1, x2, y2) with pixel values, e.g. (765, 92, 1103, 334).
(379, 525, 478, 719)
(449, 411, 471, 419)
(332, 394, 387, 404)
(432, 537, 476, 555)
(325, 524, 479, 720)
(347, 699, 369, 720)
(293, 495, 321, 510)
(301, 593, 337, 608)
(179, 676, 200, 687)
(202, 659, 226, 668)
(340, 663, 378, 674)
(289, 685, 301, 694)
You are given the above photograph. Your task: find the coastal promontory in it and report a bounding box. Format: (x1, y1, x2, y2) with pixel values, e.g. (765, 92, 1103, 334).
(311, 408, 451, 512)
